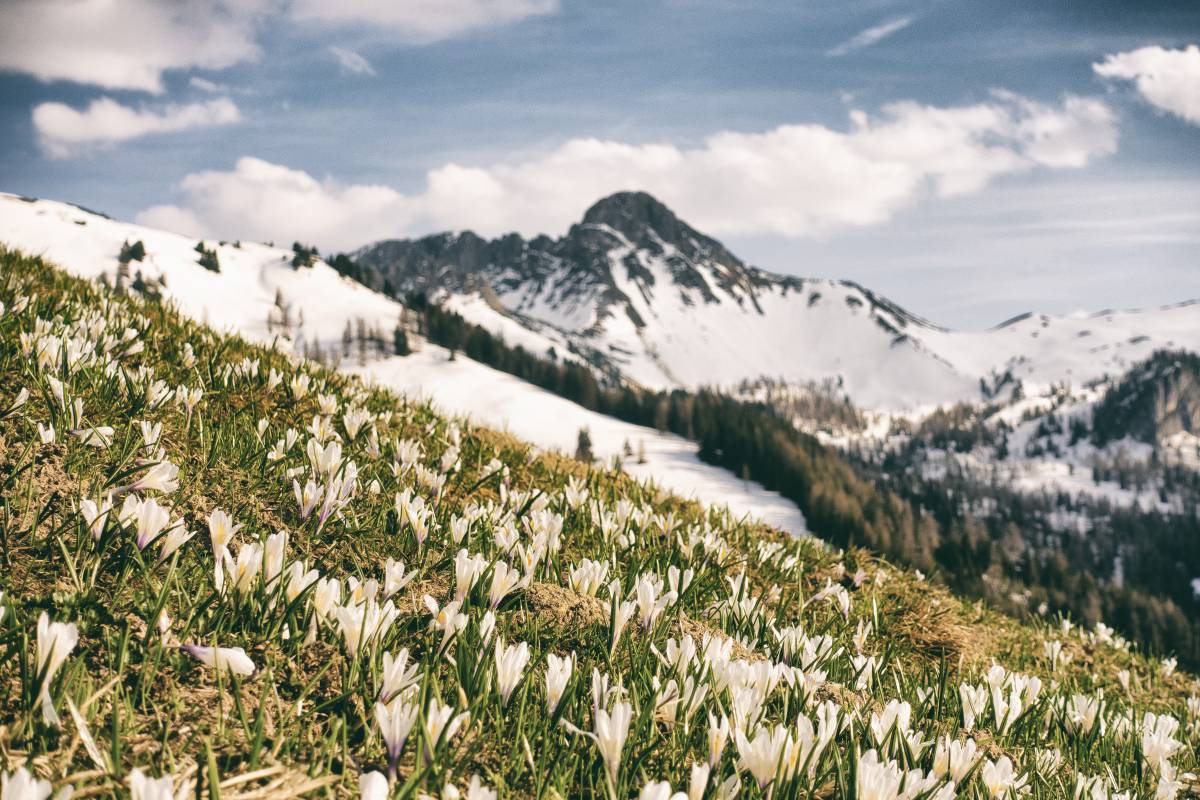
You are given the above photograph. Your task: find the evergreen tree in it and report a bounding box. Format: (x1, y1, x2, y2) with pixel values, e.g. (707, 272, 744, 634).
(118, 239, 146, 267)
(195, 242, 220, 273)
(393, 325, 410, 356)
(292, 242, 319, 269)
(575, 427, 595, 463)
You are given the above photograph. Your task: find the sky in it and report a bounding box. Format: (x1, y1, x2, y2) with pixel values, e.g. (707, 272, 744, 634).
(0, 0, 1198, 329)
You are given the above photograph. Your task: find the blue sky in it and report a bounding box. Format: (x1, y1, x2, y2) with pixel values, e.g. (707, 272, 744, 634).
(1, 0, 1198, 328)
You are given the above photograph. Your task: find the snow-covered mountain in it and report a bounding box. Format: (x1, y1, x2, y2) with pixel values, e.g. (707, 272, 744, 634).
(0, 191, 807, 533)
(355, 191, 1200, 411)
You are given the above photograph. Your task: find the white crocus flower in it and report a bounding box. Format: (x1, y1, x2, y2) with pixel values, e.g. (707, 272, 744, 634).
(856, 749, 902, 800)
(134, 497, 176, 551)
(687, 763, 710, 800)
(932, 736, 979, 784)
(334, 598, 398, 654)
(71, 425, 115, 448)
(263, 531, 287, 589)
(293, 479, 324, 520)
(181, 644, 256, 676)
(545, 651, 575, 714)
(959, 683, 989, 732)
(79, 495, 112, 541)
(35, 613, 79, 727)
(129, 767, 193, 800)
(635, 574, 676, 630)
(488, 561, 521, 608)
(421, 698, 470, 763)
(157, 525, 194, 563)
(379, 649, 420, 703)
(312, 577, 341, 619)
(1064, 693, 1104, 737)
(1141, 713, 1183, 770)
(479, 610, 497, 644)
(128, 461, 179, 494)
(735, 724, 790, 790)
(383, 558, 415, 598)
(36, 423, 55, 444)
(462, 775, 497, 800)
(285, 561, 319, 603)
(590, 700, 634, 789)
(359, 772, 388, 800)
(494, 638, 531, 707)
(375, 696, 420, 777)
(455, 550, 487, 603)
(981, 756, 1026, 799)
(224, 541, 264, 596)
(2, 766, 72, 800)
(708, 712, 731, 768)
(207, 508, 242, 593)
(289, 374, 310, 399)
(424, 595, 468, 655)
(568, 559, 608, 597)
(639, 781, 688, 800)
(450, 515, 470, 545)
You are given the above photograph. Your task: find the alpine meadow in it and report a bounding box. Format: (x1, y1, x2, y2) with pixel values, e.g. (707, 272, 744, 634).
(2, 2, 1200, 799)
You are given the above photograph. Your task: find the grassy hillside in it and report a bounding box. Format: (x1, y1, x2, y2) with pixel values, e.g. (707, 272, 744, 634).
(0, 246, 1197, 799)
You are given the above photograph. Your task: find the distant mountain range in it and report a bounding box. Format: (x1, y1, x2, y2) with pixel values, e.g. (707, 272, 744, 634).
(352, 191, 1200, 410)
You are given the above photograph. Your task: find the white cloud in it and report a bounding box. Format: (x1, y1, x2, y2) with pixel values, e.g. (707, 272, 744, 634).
(827, 15, 914, 57)
(0, 0, 557, 94)
(328, 46, 377, 76)
(33, 97, 241, 159)
(290, 0, 558, 41)
(137, 157, 415, 249)
(136, 91, 1117, 248)
(0, 0, 264, 93)
(1094, 44, 1200, 126)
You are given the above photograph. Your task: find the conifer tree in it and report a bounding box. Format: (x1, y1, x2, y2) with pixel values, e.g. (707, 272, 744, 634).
(575, 427, 594, 463)
(393, 324, 410, 356)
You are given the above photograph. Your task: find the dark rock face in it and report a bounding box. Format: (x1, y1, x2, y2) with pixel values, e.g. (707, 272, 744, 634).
(352, 191, 802, 331)
(1092, 351, 1200, 445)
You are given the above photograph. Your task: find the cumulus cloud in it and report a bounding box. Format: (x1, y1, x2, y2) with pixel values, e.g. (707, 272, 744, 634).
(827, 15, 914, 57)
(328, 46, 377, 76)
(136, 157, 414, 249)
(290, 0, 559, 41)
(136, 91, 1117, 248)
(33, 97, 241, 159)
(1094, 44, 1200, 126)
(0, 0, 263, 93)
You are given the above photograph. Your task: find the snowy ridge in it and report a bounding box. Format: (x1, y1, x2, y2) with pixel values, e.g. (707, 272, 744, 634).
(357, 191, 1200, 412)
(0, 191, 807, 534)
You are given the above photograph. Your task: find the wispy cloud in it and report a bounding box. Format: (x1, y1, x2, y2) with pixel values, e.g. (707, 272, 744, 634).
(328, 46, 376, 76)
(292, 0, 559, 43)
(827, 15, 915, 57)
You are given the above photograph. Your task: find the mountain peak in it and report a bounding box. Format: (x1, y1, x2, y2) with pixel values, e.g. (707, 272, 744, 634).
(580, 191, 694, 246)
